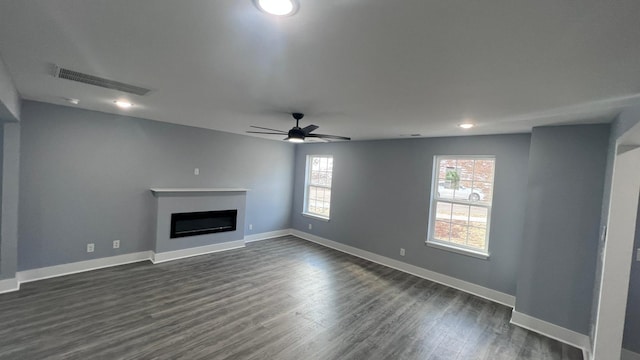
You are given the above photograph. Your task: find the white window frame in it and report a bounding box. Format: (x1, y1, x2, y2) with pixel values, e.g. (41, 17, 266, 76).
(426, 155, 495, 259)
(303, 155, 333, 221)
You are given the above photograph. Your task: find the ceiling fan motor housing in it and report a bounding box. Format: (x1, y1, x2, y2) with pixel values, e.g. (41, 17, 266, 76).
(288, 127, 305, 140)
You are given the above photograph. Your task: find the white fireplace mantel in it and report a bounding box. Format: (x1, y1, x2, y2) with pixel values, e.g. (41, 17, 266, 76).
(150, 187, 248, 255)
(150, 188, 249, 196)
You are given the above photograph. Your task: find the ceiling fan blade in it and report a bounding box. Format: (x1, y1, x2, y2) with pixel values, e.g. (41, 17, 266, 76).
(307, 134, 351, 141)
(309, 136, 329, 142)
(301, 124, 319, 135)
(246, 131, 286, 135)
(249, 125, 287, 133)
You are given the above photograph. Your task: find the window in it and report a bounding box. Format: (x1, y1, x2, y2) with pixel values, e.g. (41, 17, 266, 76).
(427, 156, 496, 257)
(304, 155, 333, 220)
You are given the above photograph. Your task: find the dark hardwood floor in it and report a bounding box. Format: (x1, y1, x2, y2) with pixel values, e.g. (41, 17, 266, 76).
(0, 236, 582, 360)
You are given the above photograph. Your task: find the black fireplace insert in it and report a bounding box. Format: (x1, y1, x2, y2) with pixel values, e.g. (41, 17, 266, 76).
(170, 209, 237, 239)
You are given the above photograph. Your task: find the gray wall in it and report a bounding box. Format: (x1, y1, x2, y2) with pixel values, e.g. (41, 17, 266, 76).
(0, 122, 19, 280)
(515, 124, 610, 335)
(0, 55, 20, 122)
(291, 134, 531, 295)
(0, 51, 20, 280)
(18, 101, 294, 270)
(0, 124, 4, 278)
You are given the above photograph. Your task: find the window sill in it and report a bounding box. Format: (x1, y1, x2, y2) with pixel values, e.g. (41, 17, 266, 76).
(426, 240, 490, 260)
(302, 212, 330, 222)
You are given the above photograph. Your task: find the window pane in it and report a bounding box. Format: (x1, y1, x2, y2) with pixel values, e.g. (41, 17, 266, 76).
(310, 171, 320, 185)
(451, 204, 470, 226)
(316, 201, 330, 217)
(319, 157, 328, 171)
(473, 159, 495, 183)
(457, 160, 474, 180)
(467, 227, 487, 249)
(317, 171, 330, 186)
(312, 187, 323, 202)
(312, 157, 320, 171)
(435, 202, 452, 221)
(439, 159, 457, 181)
(450, 224, 468, 245)
(472, 181, 493, 204)
(434, 221, 451, 241)
(436, 180, 454, 200)
(323, 188, 332, 202)
(469, 206, 488, 228)
(308, 200, 317, 214)
(453, 180, 473, 201)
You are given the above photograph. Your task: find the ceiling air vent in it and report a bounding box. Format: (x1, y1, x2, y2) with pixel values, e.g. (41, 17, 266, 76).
(53, 65, 151, 96)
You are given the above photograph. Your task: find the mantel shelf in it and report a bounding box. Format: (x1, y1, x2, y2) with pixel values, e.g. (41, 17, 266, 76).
(150, 188, 249, 196)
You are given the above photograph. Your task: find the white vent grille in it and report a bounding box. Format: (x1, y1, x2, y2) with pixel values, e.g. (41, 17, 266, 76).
(53, 65, 150, 96)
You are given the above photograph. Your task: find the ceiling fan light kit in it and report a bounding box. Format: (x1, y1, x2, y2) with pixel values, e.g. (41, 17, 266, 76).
(253, 0, 299, 16)
(286, 128, 305, 143)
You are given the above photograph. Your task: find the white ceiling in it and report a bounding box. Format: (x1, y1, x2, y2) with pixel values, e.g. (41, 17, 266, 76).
(1, 0, 640, 141)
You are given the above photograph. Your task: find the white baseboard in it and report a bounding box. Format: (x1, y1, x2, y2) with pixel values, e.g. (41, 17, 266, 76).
(17, 251, 153, 284)
(244, 229, 291, 243)
(0, 278, 19, 294)
(151, 240, 245, 264)
(622, 349, 640, 360)
(510, 310, 590, 354)
(289, 229, 516, 307)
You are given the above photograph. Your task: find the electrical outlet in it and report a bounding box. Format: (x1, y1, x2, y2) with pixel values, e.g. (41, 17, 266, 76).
(113, 240, 120, 249)
(249, 224, 253, 230)
(87, 243, 95, 253)
(194, 168, 200, 175)
(400, 248, 406, 256)
(308, 223, 312, 230)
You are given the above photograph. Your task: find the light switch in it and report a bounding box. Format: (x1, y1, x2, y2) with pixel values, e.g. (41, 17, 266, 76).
(194, 168, 200, 175)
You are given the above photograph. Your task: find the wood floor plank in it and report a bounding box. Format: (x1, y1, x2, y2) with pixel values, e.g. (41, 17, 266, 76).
(0, 236, 583, 360)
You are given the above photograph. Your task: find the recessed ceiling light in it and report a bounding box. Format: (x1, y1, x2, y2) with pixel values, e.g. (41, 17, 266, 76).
(254, 0, 298, 16)
(458, 123, 475, 129)
(65, 98, 79, 105)
(114, 100, 133, 109)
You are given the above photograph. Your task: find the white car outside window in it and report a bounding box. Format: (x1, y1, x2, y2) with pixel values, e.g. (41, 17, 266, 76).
(437, 181, 484, 202)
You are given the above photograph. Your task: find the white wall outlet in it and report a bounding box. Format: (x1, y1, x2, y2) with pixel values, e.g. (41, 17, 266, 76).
(308, 223, 312, 230)
(194, 168, 200, 175)
(249, 224, 253, 230)
(87, 243, 95, 253)
(113, 240, 120, 249)
(400, 248, 406, 256)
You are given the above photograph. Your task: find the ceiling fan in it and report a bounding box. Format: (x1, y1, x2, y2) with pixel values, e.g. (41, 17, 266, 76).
(246, 113, 351, 143)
